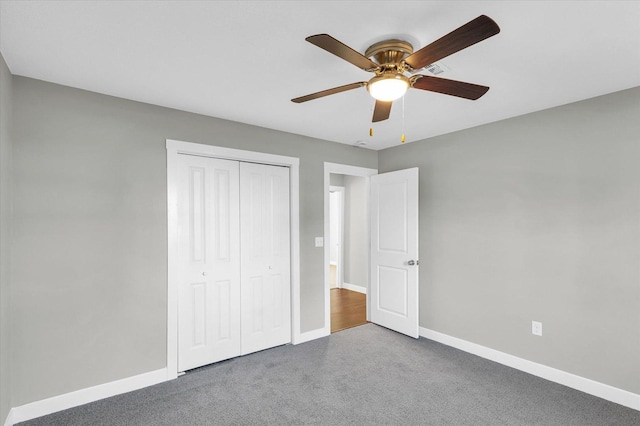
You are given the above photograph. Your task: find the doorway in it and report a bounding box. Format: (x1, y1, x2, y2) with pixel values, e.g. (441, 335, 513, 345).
(324, 163, 377, 335)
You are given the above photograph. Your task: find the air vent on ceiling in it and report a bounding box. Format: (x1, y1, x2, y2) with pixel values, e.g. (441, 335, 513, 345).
(424, 61, 450, 75)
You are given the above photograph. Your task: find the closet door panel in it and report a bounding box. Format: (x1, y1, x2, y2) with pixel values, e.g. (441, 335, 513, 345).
(177, 155, 241, 371)
(240, 162, 291, 355)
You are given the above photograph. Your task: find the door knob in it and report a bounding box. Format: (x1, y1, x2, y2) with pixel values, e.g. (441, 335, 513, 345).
(408, 260, 419, 266)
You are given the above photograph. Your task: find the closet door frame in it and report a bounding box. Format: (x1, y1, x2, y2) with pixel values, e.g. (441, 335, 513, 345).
(166, 139, 300, 380)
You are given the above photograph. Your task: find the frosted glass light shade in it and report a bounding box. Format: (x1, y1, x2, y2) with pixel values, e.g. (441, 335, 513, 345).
(368, 73, 409, 101)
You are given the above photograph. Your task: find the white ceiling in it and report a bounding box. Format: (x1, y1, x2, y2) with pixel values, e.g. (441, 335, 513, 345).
(1, 1, 639, 150)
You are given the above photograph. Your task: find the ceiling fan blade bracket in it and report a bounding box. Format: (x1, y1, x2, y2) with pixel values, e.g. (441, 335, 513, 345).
(409, 75, 423, 86)
(402, 61, 416, 74)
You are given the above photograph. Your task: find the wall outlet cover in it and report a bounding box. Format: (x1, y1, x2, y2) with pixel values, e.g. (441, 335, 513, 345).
(532, 321, 543, 336)
(315, 237, 324, 247)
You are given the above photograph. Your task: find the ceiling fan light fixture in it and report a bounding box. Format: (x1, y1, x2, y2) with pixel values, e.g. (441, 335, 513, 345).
(367, 73, 410, 102)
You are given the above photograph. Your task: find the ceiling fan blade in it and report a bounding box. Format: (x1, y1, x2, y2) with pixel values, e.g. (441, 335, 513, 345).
(372, 100, 392, 122)
(306, 34, 378, 71)
(412, 75, 489, 100)
(291, 82, 366, 103)
(404, 15, 500, 70)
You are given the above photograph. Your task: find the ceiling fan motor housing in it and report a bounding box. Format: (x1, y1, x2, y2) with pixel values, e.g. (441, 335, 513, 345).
(365, 39, 414, 68)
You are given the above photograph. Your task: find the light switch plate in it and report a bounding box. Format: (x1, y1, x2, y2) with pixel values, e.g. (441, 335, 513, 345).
(315, 237, 323, 247)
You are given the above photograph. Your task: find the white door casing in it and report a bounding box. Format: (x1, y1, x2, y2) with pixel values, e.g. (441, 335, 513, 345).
(240, 162, 291, 355)
(370, 168, 419, 338)
(177, 155, 241, 371)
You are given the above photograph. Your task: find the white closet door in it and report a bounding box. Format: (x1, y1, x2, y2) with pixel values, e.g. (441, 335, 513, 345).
(177, 155, 241, 371)
(240, 162, 291, 355)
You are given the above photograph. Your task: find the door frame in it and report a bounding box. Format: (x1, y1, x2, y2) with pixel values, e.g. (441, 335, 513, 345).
(329, 185, 344, 289)
(323, 162, 377, 335)
(167, 139, 300, 380)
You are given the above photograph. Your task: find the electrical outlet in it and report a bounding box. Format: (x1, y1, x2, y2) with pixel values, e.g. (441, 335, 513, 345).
(315, 237, 323, 247)
(532, 321, 542, 336)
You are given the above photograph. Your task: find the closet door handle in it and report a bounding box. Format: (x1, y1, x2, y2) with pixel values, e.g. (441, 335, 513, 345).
(408, 260, 419, 266)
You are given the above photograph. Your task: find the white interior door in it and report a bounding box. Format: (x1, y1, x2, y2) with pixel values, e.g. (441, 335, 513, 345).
(177, 155, 241, 371)
(240, 162, 291, 355)
(370, 168, 419, 338)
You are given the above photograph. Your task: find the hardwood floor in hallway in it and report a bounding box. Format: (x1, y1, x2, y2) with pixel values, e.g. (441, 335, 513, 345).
(330, 288, 367, 333)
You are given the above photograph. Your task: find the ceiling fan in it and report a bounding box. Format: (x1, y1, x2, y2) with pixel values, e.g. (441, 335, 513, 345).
(292, 15, 500, 123)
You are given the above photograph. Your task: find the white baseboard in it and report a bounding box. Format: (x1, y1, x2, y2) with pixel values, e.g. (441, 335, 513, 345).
(3, 409, 14, 426)
(342, 282, 366, 294)
(419, 327, 640, 411)
(7, 368, 168, 425)
(293, 327, 330, 345)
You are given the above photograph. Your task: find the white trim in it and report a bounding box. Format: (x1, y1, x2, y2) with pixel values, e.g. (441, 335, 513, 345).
(294, 327, 330, 345)
(3, 409, 14, 426)
(342, 282, 367, 294)
(166, 139, 302, 362)
(166, 140, 178, 380)
(324, 163, 377, 335)
(7, 368, 168, 425)
(419, 327, 640, 411)
(166, 139, 299, 167)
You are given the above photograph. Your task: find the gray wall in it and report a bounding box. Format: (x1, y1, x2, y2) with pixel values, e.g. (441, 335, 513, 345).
(0, 52, 13, 425)
(329, 173, 344, 187)
(343, 175, 367, 287)
(11, 76, 377, 406)
(378, 87, 640, 394)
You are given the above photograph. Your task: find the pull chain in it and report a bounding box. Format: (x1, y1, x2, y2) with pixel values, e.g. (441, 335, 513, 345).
(401, 96, 406, 143)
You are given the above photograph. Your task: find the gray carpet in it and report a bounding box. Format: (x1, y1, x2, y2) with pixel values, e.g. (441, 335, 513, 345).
(20, 324, 640, 425)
